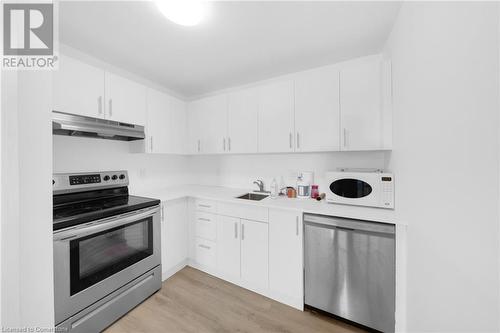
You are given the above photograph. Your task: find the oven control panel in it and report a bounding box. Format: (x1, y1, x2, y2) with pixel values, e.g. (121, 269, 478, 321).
(53, 171, 129, 194)
(69, 174, 101, 186)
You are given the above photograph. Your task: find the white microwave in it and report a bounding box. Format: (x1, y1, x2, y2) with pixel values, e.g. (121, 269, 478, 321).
(326, 171, 394, 209)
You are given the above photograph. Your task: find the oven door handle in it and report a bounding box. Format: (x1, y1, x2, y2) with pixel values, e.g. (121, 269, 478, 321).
(53, 206, 160, 241)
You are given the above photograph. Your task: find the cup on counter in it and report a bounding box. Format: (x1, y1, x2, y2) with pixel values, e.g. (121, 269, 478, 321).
(287, 187, 297, 198)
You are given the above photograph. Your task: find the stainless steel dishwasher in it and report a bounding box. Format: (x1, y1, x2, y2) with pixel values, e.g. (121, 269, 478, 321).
(304, 214, 395, 333)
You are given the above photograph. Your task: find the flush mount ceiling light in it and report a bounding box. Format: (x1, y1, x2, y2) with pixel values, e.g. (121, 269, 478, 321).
(155, 0, 209, 27)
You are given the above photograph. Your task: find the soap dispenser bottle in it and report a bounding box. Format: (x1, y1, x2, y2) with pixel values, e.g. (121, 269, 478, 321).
(270, 178, 278, 198)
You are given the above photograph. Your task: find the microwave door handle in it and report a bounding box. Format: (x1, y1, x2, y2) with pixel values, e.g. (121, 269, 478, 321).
(54, 206, 159, 241)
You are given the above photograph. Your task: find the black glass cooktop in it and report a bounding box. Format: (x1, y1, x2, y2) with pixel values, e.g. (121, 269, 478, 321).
(53, 187, 160, 231)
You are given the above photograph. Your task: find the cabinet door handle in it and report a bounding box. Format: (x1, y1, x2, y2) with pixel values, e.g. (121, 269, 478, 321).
(297, 132, 300, 149)
(198, 217, 211, 222)
(97, 96, 103, 115)
(234, 222, 238, 239)
(296, 216, 299, 236)
(150, 136, 153, 152)
(241, 223, 245, 240)
(198, 244, 211, 250)
(108, 99, 113, 117)
(223, 137, 226, 151)
(228, 137, 231, 151)
(198, 204, 211, 208)
(289, 132, 293, 149)
(197, 139, 200, 152)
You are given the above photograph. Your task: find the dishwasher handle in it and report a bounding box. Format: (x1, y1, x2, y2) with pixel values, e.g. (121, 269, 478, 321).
(304, 214, 395, 235)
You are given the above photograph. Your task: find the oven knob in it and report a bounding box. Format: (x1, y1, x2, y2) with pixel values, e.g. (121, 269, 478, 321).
(112, 175, 118, 180)
(103, 175, 110, 181)
(119, 174, 126, 180)
(52, 179, 55, 185)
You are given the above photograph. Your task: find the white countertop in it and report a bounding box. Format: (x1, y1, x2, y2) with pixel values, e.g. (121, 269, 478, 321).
(134, 184, 401, 225)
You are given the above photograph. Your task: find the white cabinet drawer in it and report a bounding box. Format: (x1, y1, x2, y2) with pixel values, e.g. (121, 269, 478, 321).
(195, 212, 217, 241)
(218, 202, 268, 223)
(195, 238, 216, 268)
(194, 199, 217, 213)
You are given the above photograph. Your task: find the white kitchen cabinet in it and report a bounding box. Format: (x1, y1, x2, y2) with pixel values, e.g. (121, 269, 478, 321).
(340, 56, 386, 151)
(295, 66, 340, 152)
(169, 96, 187, 154)
(145, 89, 187, 154)
(146, 88, 170, 153)
(269, 209, 303, 308)
(227, 87, 259, 153)
(187, 95, 227, 154)
(258, 80, 295, 153)
(53, 55, 105, 118)
(161, 199, 188, 279)
(240, 219, 269, 290)
(104, 71, 147, 126)
(216, 215, 241, 280)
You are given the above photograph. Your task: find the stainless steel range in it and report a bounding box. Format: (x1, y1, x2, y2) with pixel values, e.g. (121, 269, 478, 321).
(52, 171, 161, 333)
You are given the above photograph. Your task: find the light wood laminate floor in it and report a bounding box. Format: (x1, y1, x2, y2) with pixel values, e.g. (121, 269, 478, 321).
(105, 266, 367, 333)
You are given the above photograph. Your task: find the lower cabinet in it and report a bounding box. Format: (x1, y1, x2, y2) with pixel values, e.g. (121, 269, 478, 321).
(189, 200, 301, 310)
(240, 219, 269, 290)
(216, 215, 241, 279)
(161, 198, 188, 280)
(269, 209, 303, 308)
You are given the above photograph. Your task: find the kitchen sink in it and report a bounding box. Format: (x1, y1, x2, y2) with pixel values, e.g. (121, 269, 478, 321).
(236, 193, 269, 201)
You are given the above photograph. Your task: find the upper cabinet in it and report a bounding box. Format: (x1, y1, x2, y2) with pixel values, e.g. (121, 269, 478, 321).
(146, 88, 171, 153)
(104, 72, 147, 126)
(145, 88, 187, 154)
(258, 80, 295, 153)
(227, 87, 259, 154)
(53, 54, 147, 126)
(295, 66, 340, 152)
(188, 95, 227, 154)
(53, 55, 105, 118)
(54, 53, 391, 155)
(339, 55, 391, 151)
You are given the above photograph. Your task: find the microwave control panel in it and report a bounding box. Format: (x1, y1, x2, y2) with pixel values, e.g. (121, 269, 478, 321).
(381, 176, 394, 208)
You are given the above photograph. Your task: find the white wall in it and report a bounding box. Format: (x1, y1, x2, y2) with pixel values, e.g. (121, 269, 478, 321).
(53, 136, 190, 193)
(384, 2, 499, 332)
(1, 70, 54, 327)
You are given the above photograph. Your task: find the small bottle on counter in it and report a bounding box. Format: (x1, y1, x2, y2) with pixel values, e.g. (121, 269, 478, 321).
(311, 185, 319, 199)
(270, 178, 278, 199)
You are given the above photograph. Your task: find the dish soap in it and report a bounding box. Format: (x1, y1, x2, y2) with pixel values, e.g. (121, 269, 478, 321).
(270, 178, 278, 198)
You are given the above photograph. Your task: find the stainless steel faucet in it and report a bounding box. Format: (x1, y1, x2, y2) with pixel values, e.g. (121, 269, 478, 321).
(253, 179, 269, 193)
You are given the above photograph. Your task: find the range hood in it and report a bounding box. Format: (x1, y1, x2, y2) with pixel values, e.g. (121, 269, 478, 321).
(52, 111, 145, 141)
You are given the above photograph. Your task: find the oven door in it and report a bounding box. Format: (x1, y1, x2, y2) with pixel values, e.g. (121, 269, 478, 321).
(53, 205, 161, 325)
(326, 172, 381, 208)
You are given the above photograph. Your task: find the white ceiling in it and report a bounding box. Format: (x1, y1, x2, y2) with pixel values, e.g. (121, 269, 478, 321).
(59, 1, 401, 98)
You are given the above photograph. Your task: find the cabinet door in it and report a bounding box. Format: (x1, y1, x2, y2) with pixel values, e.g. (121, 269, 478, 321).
(146, 88, 170, 153)
(227, 87, 259, 153)
(258, 80, 295, 153)
(187, 100, 203, 154)
(216, 216, 240, 279)
(241, 219, 268, 289)
(53, 55, 105, 118)
(269, 209, 303, 306)
(169, 96, 187, 154)
(295, 67, 340, 152)
(340, 57, 383, 151)
(105, 72, 147, 126)
(187, 95, 227, 154)
(162, 199, 188, 276)
(201, 95, 228, 154)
